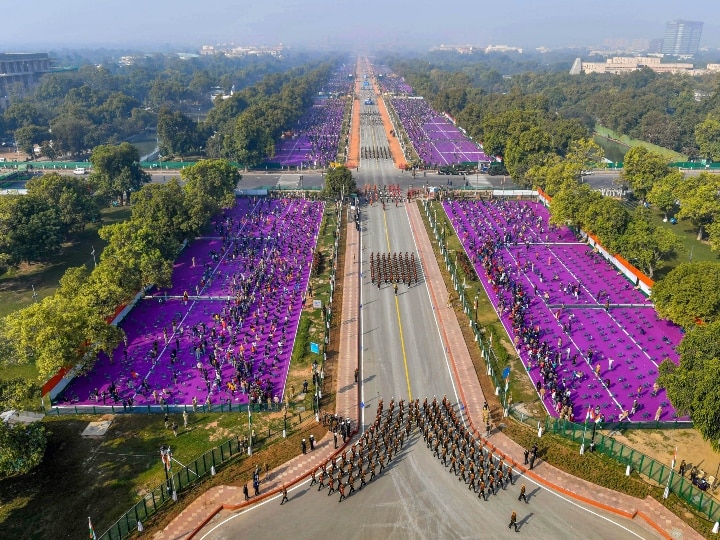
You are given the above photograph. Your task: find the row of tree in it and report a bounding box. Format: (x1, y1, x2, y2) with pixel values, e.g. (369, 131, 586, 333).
(387, 54, 720, 161)
(0, 143, 148, 266)
(1, 51, 318, 158)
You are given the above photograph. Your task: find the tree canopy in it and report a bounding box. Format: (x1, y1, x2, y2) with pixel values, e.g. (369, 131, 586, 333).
(620, 146, 670, 202)
(323, 165, 356, 199)
(0, 422, 47, 478)
(658, 321, 720, 451)
(89, 142, 150, 203)
(652, 262, 720, 328)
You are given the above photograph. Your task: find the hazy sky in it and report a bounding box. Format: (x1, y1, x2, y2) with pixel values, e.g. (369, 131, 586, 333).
(2, 0, 718, 51)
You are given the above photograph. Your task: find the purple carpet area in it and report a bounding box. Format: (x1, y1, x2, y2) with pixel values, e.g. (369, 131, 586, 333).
(58, 198, 325, 409)
(267, 68, 353, 168)
(444, 199, 686, 424)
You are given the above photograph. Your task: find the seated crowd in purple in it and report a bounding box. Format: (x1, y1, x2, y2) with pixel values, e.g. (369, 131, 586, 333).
(443, 199, 685, 424)
(269, 68, 353, 169)
(374, 67, 487, 167)
(58, 197, 324, 410)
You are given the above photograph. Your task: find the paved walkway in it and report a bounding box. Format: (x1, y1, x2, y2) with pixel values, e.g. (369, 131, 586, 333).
(405, 201, 702, 540)
(154, 213, 361, 540)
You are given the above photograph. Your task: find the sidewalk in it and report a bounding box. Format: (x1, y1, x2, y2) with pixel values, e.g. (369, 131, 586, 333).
(153, 214, 361, 540)
(405, 202, 702, 540)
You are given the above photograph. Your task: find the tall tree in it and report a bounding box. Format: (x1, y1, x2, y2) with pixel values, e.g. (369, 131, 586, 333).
(694, 116, 720, 162)
(658, 321, 720, 451)
(130, 180, 189, 257)
(181, 159, 240, 234)
(0, 195, 63, 265)
(25, 173, 100, 235)
(2, 292, 122, 380)
(619, 146, 670, 202)
(157, 108, 202, 158)
(0, 422, 47, 478)
(89, 142, 150, 203)
(617, 208, 681, 279)
(323, 165, 356, 199)
(647, 170, 682, 220)
(674, 171, 720, 240)
(581, 197, 629, 253)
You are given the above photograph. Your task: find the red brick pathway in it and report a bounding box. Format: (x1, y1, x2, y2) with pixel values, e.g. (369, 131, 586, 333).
(153, 214, 361, 540)
(406, 202, 702, 540)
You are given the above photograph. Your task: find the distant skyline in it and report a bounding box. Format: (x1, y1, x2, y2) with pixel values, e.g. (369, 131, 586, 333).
(1, 0, 718, 52)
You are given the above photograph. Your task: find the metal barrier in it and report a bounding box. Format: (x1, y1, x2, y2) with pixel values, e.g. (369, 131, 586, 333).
(546, 417, 720, 524)
(48, 400, 285, 415)
(98, 437, 242, 540)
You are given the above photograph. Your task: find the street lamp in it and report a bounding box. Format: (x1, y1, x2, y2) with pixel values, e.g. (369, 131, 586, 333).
(247, 403, 253, 456)
(160, 445, 177, 500)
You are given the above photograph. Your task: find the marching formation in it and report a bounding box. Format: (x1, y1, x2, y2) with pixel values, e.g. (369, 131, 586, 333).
(300, 394, 530, 532)
(308, 397, 417, 502)
(370, 251, 419, 288)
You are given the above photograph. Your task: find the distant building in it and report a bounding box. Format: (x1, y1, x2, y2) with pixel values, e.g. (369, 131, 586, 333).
(429, 44, 522, 54)
(199, 44, 284, 58)
(662, 20, 703, 56)
(575, 56, 694, 75)
(0, 52, 55, 109)
(648, 39, 664, 54)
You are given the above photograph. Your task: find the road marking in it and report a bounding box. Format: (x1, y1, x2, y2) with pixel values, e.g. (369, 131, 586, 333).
(383, 207, 413, 401)
(405, 204, 464, 426)
(394, 295, 412, 401)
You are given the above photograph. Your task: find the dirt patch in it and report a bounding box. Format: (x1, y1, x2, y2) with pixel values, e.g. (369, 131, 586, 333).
(611, 428, 720, 485)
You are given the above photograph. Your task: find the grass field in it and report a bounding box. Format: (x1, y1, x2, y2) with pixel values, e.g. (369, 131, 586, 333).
(594, 124, 685, 162)
(0, 205, 132, 318)
(639, 205, 719, 281)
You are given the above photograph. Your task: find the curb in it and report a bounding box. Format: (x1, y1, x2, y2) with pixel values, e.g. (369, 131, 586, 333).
(186, 429, 359, 539)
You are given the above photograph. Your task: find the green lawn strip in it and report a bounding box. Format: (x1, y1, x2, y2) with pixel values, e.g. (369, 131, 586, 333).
(0, 205, 132, 318)
(594, 124, 685, 161)
(419, 200, 541, 413)
(502, 419, 651, 498)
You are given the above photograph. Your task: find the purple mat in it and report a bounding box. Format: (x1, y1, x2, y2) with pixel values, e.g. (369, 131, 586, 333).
(444, 199, 685, 423)
(58, 198, 324, 409)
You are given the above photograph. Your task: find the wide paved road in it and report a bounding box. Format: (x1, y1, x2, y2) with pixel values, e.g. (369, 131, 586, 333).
(198, 62, 660, 540)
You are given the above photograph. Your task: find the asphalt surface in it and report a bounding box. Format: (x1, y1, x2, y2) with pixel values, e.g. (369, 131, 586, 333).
(198, 77, 660, 540)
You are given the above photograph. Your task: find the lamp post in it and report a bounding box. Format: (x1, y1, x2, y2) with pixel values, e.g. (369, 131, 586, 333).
(474, 292, 479, 324)
(247, 403, 253, 456)
(160, 445, 176, 500)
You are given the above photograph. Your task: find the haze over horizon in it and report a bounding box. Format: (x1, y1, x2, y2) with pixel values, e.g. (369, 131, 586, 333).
(1, 0, 718, 52)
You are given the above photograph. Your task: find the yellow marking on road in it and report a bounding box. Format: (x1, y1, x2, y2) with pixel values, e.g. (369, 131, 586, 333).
(383, 208, 413, 400)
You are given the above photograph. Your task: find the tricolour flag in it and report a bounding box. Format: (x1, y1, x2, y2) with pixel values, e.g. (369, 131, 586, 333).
(585, 404, 592, 421)
(89, 517, 97, 540)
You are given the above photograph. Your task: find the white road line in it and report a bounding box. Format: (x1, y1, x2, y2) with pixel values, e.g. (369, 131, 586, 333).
(404, 203, 465, 429)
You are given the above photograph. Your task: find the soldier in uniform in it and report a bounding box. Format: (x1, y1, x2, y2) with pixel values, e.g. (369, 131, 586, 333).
(509, 510, 518, 531)
(518, 483, 528, 503)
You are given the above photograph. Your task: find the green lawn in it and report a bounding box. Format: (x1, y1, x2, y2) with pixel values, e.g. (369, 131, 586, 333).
(0, 410, 300, 539)
(640, 206, 719, 280)
(594, 124, 685, 162)
(0, 206, 132, 318)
